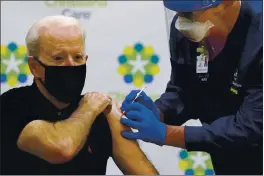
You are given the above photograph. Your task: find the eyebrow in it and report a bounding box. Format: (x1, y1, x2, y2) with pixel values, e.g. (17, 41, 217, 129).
(51, 50, 64, 56)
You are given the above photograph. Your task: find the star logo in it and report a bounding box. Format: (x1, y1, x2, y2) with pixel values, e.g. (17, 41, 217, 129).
(1, 42, 30, 87)
(117, 43, 160, 87)
(178, 150, 215, 175)
(190, 152, 210, 169)
(128, 54, 149, 74)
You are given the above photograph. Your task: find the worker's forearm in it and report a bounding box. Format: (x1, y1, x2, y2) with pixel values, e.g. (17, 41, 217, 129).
(165, 125, 186, 149)
(108, 119, 159, 175)
(17, 110, 96, 163)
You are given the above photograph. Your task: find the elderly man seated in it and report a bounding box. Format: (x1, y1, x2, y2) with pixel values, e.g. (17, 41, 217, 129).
(1, 15, 158, 175)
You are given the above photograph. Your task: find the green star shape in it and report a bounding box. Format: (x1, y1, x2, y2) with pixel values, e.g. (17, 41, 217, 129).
(1, 42, 30, 87)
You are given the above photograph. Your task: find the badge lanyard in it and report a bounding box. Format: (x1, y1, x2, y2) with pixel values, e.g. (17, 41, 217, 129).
(196, 43, 209, 82)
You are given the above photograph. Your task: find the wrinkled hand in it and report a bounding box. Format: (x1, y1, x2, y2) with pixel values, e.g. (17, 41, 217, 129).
(104, 102, 123, 121)
(121, 90, 160, 120)
(104, 102, 133, 132)
(120, 103, 166, 146)
(78, 92, 112, 117)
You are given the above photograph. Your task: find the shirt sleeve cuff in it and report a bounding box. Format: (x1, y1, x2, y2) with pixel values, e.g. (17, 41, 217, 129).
(184, 126, 207, 151)
(155, 100, 166, 112)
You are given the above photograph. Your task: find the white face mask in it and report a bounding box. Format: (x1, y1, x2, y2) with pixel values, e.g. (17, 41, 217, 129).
(175, 16, 215, 42)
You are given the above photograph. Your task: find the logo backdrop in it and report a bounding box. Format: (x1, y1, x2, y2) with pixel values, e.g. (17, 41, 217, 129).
(1, 1, 213, 175)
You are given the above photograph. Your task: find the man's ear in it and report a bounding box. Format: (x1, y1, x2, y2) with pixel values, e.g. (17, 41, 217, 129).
(85, 55, 88, 61)
(28, 56, 42, 78)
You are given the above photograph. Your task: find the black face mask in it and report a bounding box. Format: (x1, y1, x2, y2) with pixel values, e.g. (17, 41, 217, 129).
(34, 57, 86, 103)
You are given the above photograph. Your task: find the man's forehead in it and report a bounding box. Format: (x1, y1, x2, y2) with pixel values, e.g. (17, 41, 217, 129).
(39, 24, 82, 40)
(39, 27, 84, 47)
(50, 45, 84, 54)
(38, 36, 84, 56)
(40, 35, 84, 45)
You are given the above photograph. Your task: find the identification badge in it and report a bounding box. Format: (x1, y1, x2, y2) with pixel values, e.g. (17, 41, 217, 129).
(230, 69, 242, 95)
(196, 53, 208, 73)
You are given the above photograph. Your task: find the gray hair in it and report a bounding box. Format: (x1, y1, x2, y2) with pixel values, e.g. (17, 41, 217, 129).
(25, 15, 86, 56)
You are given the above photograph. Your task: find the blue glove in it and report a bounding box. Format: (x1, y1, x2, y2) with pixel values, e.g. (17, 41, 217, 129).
(121, 90, 161, 120)
(120, 102, 166, 146)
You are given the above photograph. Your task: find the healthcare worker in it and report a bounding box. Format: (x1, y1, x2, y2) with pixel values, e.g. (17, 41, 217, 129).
(120, 0, 263, 174)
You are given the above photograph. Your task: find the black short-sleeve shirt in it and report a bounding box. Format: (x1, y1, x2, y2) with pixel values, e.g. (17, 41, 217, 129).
(1, 82, 113, 174)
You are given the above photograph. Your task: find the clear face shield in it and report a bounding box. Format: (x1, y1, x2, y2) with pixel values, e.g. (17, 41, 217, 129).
(163, 0, 222, 42)
(164, 7, 177, 41)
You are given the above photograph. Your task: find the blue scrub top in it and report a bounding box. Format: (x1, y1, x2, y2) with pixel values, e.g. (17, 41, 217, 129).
(155, 1, 263, 174)
(249, 0, 263, 13)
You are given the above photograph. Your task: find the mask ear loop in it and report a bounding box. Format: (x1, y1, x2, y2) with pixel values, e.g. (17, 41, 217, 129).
(33, 56, 47, 68)
(32, 56, 48, 88)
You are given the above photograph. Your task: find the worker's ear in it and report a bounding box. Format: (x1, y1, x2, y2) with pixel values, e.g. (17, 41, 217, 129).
(213, 0, 235, 16)
(205, 3, 225, 17)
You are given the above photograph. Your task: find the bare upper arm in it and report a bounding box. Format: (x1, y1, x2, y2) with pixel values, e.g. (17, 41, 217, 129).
(105, 103, 158, 174)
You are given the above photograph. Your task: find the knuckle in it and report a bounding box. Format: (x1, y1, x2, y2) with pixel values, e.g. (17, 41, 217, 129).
(84, 92, 90, 97)
(98, 92, 106, 97)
